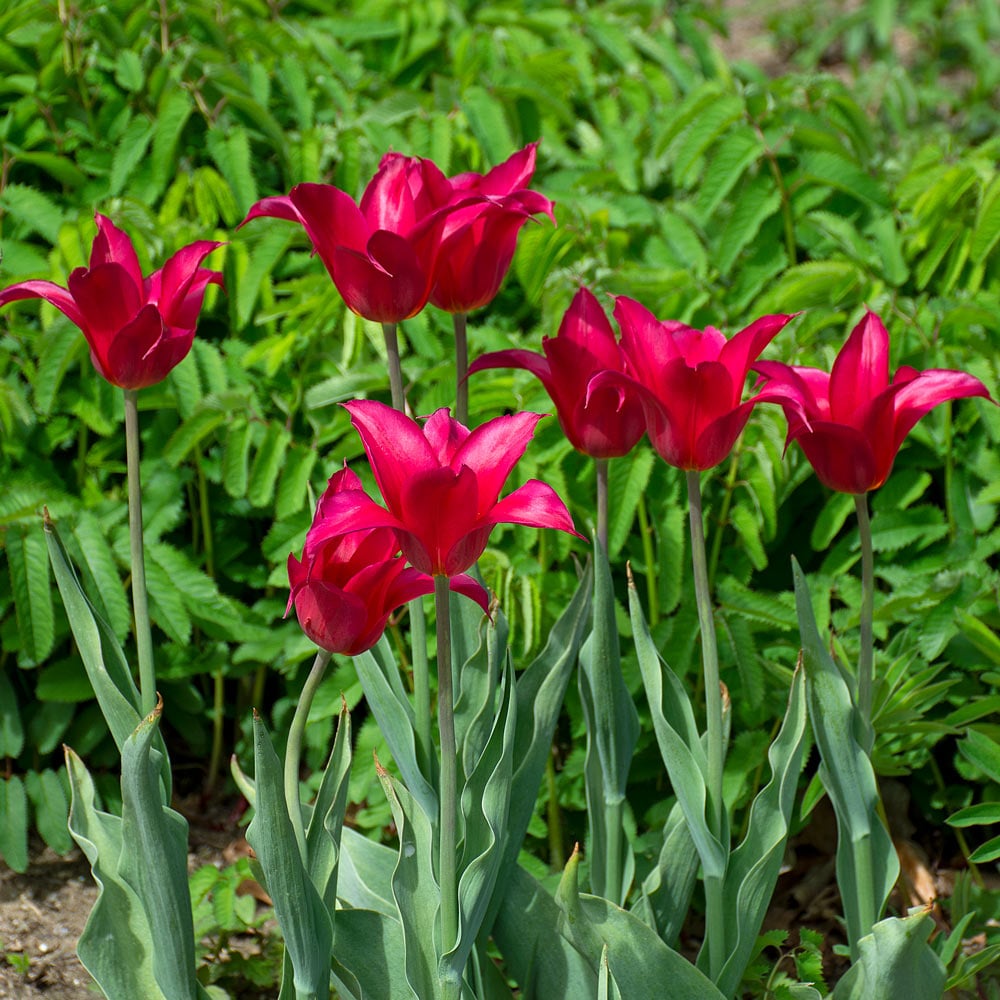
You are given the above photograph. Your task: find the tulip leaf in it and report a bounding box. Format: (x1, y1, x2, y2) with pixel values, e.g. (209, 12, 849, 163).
(484, 557, 592, 932)
(579, 538, 638, 903)
(555, 849, 729, 1000)
(491, 863, 596, 996)
(629, 568, 726, 880)
(792, 557, 899, 958)
(445, 664, 517, 984)
(65, 748, 168, 1000)
(832, 911, 945, 1000)
(304, 699, 353, 912)
(354, 636, 438, 821)
(713, 662, 808, 998)
(246, 714, 332, 1000)
(630, 799, 698, 947)
(118, 703, 208, 1000)
(378, 766, 442, 1000)
(338, 826, 397, 916)
(330, 908, 412, 1000)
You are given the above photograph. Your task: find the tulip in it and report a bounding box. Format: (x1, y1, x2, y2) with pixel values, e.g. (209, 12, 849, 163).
(0, 213, 223, 389)
(288, 468, 487, 655)
(468, 286, 644, 459)
(241, 155, 458, 324)
(591, 297, 794, 470)
(754, 310, 992, 494)
(423, 142, 555, 315)
(308, 401, 581, 578)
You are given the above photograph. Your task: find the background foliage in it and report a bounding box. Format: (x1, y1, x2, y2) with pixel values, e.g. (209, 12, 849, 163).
(1, 0, 999, 991)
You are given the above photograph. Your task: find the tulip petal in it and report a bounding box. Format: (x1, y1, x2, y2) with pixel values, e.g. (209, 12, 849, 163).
(332, 233, 430, 321)
(718, 313, 793, 386)
(344, 400, 438, 512)
(829, 311, 890, 424)
(301, 486, 407, 551)
(91, 214, 143, 288)
(155, 241, 224, 323)
(889, 368, 991, 458)
(488, 479, 582, 538)
(423, 408, 470, 465)
(467, 347, 553, 387)
(240, 194, 306, 228)
(451, 410, 545, 507)
(0, 279, 86, 329)
(793, 421, 880, 494)
(99, 305, 169, 389)
(447, 573, 491, 615)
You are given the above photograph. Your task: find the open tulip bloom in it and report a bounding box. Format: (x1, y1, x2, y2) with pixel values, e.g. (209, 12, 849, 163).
(0, 213, 223, 390)
(753, 309, 992, 494)
(590, 297, 794, 471)
(307, 400, 581, 578)
(287, 468, 488, 656)
(469, 286, 645, 460)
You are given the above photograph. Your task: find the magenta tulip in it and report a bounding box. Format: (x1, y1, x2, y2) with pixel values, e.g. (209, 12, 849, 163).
(590, 298, 794, 470)
(307, 401, 582, 577)
(288, 468, 487, 655)
(0, 214, 223, 389)
(754, 310, 992, 494)
(468, 286, 645, 458)
(423, 143, 555, 314)
(241, 156, 458, 323)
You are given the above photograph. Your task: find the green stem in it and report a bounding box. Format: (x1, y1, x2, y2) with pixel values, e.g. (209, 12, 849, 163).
(685, 469, 726, 980)
(284, 648, 332, 861)
(435, 576, 460, 998)
(454, 312, 469, 425)
(595, 458, 609, 554)
(411, 597, 433, 782)
(854, 492, 875, 747)
(382, 321, 406, 412)
(124, 389, 156, 716)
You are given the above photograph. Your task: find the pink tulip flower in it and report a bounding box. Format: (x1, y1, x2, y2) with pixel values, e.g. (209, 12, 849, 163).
(0, 214, 223, 389)
(241, 155, 459, 323)
(754, 310, 992, 494)
(590, 297, 794, 470)
(288, 468, 487, 655)
(307, 401, 582, 578)
(468, 286, 645, 459)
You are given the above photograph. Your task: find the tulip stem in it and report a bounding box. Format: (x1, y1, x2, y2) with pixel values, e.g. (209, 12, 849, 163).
(596, 458, 609, 554)
(410, 596, 433, 781)
(284, 648, 332, 861)
(382, 321, 406, 411)
(434, 575, 460, 996)
(854, 492, 875, 749)
(454, 312, 469, 425)
(124, 389, 157, 716)
(685, 469, 726, 980)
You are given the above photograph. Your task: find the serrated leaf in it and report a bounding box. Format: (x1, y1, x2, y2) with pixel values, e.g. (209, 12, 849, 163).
(0, 776, 29, 872)
(275, 444, 318, 519)
(672, 93, 745, 189)
(799, 151, 889, 207)
(150, 88, 194, 201)
(971, 175, 1000, 264)
(109, 115, 155, 197)
(811, 492, 855, 551)
(869, 506, 948, 553)
(694, 126, 762, 222)
(714, 174, 782, 275)
(206, 125, 257, 217)
(0, 669, 24, 757)
(25, 768, 72, 854)
(461, 85, 516, 167)
(222, 421, 252, 499)
(7, 521, 55, 665)
(248, 421, 292, 508)
(608, 449, 654, 560)
(0, 183, 65, 243)
(34, 322, 84, 417)
(512, 219, 572, 304)
(161, 409, 228, 466)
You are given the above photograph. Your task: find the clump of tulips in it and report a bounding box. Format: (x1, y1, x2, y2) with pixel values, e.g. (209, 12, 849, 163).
(4, 140, 992, 1000)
